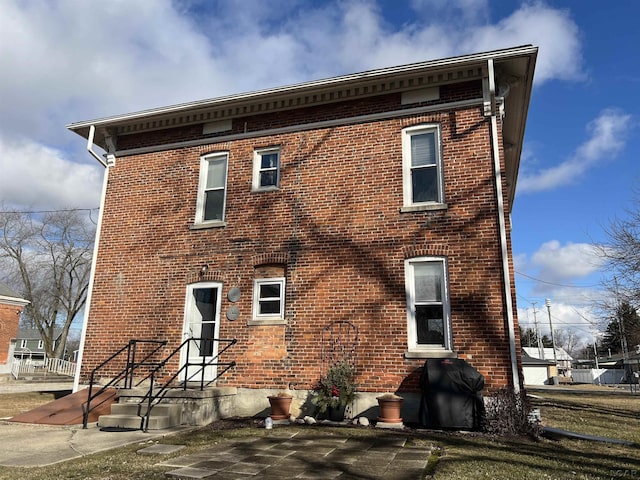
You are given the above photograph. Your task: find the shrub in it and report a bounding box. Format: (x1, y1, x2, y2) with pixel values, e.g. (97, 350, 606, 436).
(482, 388, 541, 438)
(312, 361, 357, 413)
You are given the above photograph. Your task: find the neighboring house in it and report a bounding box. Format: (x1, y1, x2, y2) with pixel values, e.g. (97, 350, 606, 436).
(12, 328, 65, 365)
(68, 46, 537, 418)
(521, 349, 556, 386)
(0, 282, 29, 373)
(523, 347, 573, 378)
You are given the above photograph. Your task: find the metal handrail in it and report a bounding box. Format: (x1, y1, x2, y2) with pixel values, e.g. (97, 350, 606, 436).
(82, 339, 167, 428)
(138, 337, 237, 431)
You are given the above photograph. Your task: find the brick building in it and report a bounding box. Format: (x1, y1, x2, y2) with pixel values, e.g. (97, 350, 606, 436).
(68, 46, 537, 418)
(0, 282, 29, 372)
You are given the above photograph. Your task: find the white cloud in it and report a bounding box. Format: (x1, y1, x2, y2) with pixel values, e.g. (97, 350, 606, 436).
(518, 109, 632, 194)
(0, 0, 586, 211)
(530, 240, 603, 282)
(0, 137, 103, 210)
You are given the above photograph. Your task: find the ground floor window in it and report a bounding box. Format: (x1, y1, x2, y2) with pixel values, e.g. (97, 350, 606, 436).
(253, 277, 285, 320)
(405, 257, 451, 351)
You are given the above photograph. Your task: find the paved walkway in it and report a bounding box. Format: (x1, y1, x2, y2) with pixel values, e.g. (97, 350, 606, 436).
(154, 429, 432, 480)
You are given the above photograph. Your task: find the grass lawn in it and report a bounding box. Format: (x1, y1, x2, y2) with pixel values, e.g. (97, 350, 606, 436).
(0, 387, 638, 479)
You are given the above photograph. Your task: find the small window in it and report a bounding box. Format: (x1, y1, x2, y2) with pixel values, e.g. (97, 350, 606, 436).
(405, 257, 451, 351)
(195, 152, 228, 224)
(38, 340, 44, 350)
(402, 125, 444, 206)
(253, 278, 285, 320)
(20, 339, 27, 349)
(253, 147, 280, 191)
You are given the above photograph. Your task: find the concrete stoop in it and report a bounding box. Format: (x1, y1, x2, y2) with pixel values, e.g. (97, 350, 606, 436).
(98, 403, 183, 430)
(97, 386, 238, 431)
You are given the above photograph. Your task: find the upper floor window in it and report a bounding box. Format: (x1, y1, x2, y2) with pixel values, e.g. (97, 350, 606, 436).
(20, 339, 27, 349)
(405, 257, 451, 352)
(196, 152, 228, 224)
(402, 125, 444, 206)
(253, 147, 280, 191)
(38, 340, 44, 350)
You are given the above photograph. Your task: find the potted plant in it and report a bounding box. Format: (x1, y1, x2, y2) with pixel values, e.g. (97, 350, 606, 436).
(268, 391, 293, 420)
(377, 393, 404, 423)
(312, 361, 357, 421)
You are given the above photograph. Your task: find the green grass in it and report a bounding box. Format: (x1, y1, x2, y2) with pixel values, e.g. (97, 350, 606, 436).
(0, 389, 639, 479)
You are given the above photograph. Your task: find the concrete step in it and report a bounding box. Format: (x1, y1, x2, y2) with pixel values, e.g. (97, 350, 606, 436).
(98, 402, 183, 430)
(111, 403, 182, 426)
(98, 413, 172, 430)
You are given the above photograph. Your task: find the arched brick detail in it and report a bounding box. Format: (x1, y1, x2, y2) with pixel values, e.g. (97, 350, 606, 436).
(185, 270, 225, 285)
(252, 252, 290, 267)
(403, 244, 450, 259)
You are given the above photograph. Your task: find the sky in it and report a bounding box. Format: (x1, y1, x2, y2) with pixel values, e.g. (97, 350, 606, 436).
(0, 0, 638, 351)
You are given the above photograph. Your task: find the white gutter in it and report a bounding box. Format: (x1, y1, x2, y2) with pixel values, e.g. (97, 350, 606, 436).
(73, 126, 112, 392)
(487, 59, 521, 394)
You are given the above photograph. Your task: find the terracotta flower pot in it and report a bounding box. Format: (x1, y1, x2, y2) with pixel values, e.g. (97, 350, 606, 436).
(377, 394, 403, 423)
(268, 395, 293, 420)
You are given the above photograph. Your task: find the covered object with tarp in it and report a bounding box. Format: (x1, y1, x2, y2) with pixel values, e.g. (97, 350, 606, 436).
(419, 358, 485, 430)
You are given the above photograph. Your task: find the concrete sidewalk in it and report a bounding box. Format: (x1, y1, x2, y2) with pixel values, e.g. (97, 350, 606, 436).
(0, 420, 190, 467)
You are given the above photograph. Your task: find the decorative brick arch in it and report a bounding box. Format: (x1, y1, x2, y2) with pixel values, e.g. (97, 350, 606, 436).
(252, 252, 290, 267)
(185, 269, 225, 285)
(403, 244, 450, 259)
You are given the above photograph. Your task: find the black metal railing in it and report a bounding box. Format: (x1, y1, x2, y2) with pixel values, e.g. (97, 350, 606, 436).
(82, 339, 167, 428)
(138, 336, 237, 431)
(82, 337, 237, 431)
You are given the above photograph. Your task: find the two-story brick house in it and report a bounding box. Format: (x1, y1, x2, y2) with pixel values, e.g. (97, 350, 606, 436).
(68, 46, 537, 420)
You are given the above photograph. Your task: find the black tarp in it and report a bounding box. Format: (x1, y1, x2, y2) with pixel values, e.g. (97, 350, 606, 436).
(419, 358, 484, 430)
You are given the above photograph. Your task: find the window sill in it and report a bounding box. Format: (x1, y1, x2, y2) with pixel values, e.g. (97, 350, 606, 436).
(404, 350, 458, 359)
(252, 186, 280, 193)
(247, 318, 286, 326)
(190, 221, 227, 230)
(400, 203, 448, 213)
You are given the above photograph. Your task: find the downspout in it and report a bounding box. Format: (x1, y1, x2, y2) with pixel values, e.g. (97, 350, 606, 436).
(73, 126, 114, 392)
(486, 59, 521, 394)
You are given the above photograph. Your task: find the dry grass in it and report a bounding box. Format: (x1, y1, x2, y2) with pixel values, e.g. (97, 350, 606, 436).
(0, 391, 68, 418)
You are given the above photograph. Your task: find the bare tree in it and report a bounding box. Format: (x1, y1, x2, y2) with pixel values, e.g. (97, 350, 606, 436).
(553, 328, 581, 357)
(596, 190, 640, 310)
(0, 208, 94, 359)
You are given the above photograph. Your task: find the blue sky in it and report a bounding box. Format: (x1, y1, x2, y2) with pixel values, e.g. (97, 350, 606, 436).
(0, 1, 637, 349)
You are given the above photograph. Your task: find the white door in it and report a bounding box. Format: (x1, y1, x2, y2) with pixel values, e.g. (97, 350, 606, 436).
(182, 282, 222, 382)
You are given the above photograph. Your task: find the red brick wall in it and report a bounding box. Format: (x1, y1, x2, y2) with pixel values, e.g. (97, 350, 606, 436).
(0, 303, 22, 364)
(81, 87, 520, 394)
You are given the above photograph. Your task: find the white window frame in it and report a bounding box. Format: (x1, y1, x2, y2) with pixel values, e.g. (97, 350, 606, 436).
(404, 257, 452, 352)
(20, 339, 27, 349)
(37, 340, 44, 350)
(401, 124, 444, 207)
(195, 152, 229, 225)
(252, 277, 285, 321)
(252, 147, 280, 191)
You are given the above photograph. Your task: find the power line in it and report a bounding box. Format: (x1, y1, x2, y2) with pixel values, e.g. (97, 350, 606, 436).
(515, 270, 600, 288)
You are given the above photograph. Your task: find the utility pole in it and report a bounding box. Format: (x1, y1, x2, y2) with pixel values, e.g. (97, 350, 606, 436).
(545, 299, 558, 379)
(532, 302, 543, 359)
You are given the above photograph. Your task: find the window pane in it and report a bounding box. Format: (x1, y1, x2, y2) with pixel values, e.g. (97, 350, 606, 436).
(259, 283, 281, 298)
(259, 300, 281, 315)
(410, 132, 436, 167)
(206, 159, 227, 189)
(261, 153, 279, 169)
(194, 288, 217, 322)
(199, 322, 215, 356)
(204, 189, 224, 221)
(416, 305, 444, 346)
(259, 170, 277, 187)
(414, 262, 443, 302)
(412, 166, 438, 203)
